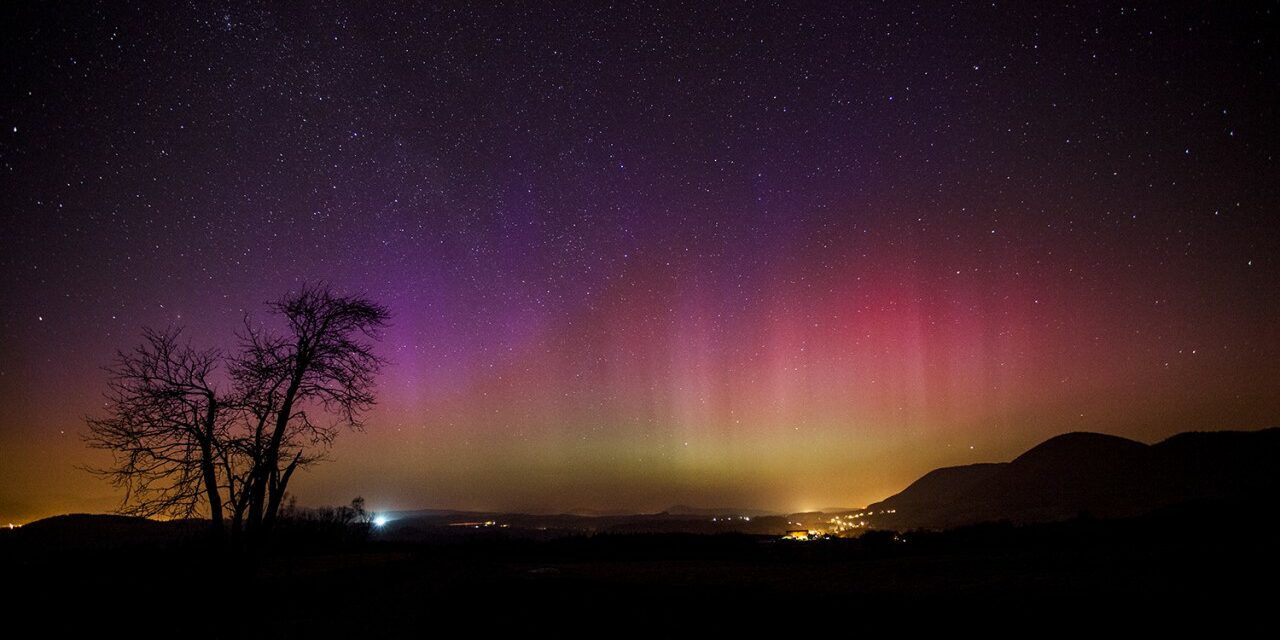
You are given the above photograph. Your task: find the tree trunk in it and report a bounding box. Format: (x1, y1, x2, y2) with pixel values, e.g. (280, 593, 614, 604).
(263, 453, 301, 531)
(245, 476, 265, 536)
(230, 491, 247, 545)
(200, 398, 224, 538)
(200, 441, 224, 535)
(247, 369, 303, 539)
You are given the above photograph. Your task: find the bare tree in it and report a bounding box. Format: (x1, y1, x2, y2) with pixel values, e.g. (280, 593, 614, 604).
(84, 285, 390, 546)
(230, 285, 390, 538)
(85, 327, 229, 534)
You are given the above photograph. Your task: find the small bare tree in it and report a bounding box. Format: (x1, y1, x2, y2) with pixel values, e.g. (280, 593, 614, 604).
(85, 327, 229, 534)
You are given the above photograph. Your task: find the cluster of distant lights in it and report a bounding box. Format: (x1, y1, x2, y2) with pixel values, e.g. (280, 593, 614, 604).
(782, 530, 824, 541)
(824, 509, 896, 535)
(702, 509, 903, 539)
(447, 520, 508, 529)
(369, 517, 511, 530)
(824, 509, 896, 534)
(778, 509, 900, 538)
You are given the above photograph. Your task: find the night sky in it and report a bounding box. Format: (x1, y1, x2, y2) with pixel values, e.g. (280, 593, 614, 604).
(3, 2, 1278, 524)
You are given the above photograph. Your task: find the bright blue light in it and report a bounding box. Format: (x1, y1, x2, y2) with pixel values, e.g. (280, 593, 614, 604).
(372, 515, 388, 527)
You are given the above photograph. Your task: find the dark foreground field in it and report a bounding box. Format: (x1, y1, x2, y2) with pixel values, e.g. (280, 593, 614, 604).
(4, 502, 1275, 634)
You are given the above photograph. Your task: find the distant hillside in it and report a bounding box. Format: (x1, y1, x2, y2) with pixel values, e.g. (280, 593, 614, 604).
(5, 514, 206, 551)
(867, 428, 1280, 530)
(664, 505, 776, 518)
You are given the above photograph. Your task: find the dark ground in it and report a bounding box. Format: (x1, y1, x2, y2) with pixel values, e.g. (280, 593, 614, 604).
(3, 503, 1275, 635)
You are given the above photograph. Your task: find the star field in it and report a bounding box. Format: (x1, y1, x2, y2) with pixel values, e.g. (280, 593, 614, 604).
(1, 2, 1277, 522)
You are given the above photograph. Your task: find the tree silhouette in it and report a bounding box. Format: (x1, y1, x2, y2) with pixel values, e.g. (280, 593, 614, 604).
(231, 285, 390, 538)
(85, 327, 230, 534)
(84, 285, 390, 545)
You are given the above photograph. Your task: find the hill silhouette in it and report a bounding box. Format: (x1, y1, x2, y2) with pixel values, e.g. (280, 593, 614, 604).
(867, 428, 1280, 529)
(8, 513, 206, 551)
(663, 504, 775, 518)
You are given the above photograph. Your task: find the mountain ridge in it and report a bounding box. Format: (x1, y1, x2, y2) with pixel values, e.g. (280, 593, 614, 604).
(867, 427, 1280, 529)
